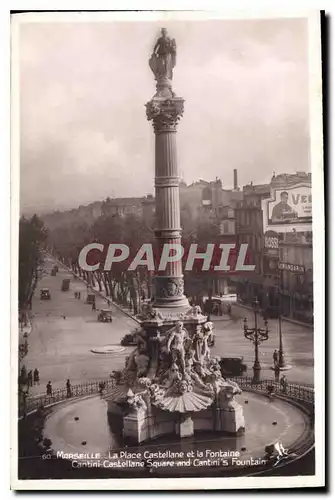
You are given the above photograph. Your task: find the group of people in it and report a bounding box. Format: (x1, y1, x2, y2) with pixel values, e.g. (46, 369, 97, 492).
(46, 379, 72, 398)
(20, 365, 40, 387)
(75, 290, 97, 311)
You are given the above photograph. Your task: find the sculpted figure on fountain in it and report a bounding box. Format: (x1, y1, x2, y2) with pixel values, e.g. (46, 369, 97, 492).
(166, 321, 189, 376)
(194, 321, 214, 365)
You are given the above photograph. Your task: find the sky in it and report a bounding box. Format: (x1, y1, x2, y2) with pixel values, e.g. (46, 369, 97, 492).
(18, 15, 311, 215)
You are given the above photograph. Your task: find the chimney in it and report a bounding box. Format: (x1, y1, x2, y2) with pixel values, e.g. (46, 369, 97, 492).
(233, 169, 238, 190)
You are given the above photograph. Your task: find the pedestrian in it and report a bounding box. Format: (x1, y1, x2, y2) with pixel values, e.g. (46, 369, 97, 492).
(20, 365, 27, 385)
(280, 375, 288, 394)
(92, 302, 96, 311)
(98, 381, 105, 395)
(66, 379, 72, 398)
(33, 368, 40, 385)
(27, 370, 33, 387)
(78, 292, 81, 300)
(273, 349, 279, 367)
(267, 384, 275, 401)
(74, 292, 77, 299)
(46, 381, 52, 396)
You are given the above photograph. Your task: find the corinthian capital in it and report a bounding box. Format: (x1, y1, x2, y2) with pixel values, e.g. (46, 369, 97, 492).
(145, 97, 184, 133)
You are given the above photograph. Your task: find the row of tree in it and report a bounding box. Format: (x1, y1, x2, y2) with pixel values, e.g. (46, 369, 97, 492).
(47, 213, 154, 314)
(45, 208, 223, 312)
(19, 215, 48, 317)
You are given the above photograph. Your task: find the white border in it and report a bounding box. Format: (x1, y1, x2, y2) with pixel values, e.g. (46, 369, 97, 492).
(10, 8, 325, 491)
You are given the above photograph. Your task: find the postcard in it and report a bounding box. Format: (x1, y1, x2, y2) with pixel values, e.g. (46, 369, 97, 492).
(11, 9, 325, 490)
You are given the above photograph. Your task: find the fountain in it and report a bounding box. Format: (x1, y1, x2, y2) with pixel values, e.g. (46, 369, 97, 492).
(105, 28, 245, 443)
(28, 30, 314, 481)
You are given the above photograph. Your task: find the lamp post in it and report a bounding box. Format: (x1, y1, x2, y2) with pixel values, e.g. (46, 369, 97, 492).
(244, 298, 269, 383)
(276, 269, 291, 370)
(19, 380, 29, 418)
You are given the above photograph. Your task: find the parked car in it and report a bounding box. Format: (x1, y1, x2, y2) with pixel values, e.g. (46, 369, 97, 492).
(219, 357, 247, 377)
(262, 306, 280, 320)
(86, 293, 96, 305)
(204, 296, 235, 316)
(40, 288, 51, 300)
(121, 332, 138, 346)
(98, 309, 113, 323)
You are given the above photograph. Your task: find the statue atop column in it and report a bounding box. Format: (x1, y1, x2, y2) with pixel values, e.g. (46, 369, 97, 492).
(149, 28, 177, 81)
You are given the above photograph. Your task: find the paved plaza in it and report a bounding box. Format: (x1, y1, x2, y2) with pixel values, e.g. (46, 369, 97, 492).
(24, 257, 314, 397)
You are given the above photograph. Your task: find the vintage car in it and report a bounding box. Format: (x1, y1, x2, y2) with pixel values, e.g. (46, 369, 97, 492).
(219, 357, 247, 377)
(98, 309, 113, 323)
(203, 295, 235, 315)
(86, 293, 96, 305)
(40, 288, 51, 300)
(61, 279, 70, 291)
(262, 306, 280, 320)
(121, 331, 138, 346)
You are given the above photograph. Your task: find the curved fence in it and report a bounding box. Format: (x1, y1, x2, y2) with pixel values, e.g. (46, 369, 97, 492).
(230, 375, 314, 405)
(20, 378, 116, 416)
(20, 375, 314, 418)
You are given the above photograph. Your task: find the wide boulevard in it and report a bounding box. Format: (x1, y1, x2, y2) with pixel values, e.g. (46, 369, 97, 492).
(24, 256, 314, 396)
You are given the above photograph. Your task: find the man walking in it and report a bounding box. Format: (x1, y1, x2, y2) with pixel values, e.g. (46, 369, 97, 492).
(33, 368, 40, 385)
(280, 374, 288, 394)
(273, 349, 279, 367)
(27, 370, 33, 388)
(46, 381, 52, 397)
(66, 379, 72, 398)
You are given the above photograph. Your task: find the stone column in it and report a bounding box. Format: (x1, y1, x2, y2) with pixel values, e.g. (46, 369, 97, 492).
(146, 96, 189, 309)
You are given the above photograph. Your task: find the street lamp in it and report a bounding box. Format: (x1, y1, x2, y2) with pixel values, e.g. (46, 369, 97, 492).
(18, 380, 29, 418)
(276, 274, 290, 371)
(244, 298, 269, 383)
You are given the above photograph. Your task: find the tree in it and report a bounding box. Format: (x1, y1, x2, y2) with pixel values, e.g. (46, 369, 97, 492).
(19, 215, 48, 313)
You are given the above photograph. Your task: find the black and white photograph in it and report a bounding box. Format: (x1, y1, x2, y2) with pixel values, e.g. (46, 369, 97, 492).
(11, 9, 325, 490)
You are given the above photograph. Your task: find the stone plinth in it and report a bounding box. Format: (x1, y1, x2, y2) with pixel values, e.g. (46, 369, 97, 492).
(215, 401, 245, 435)
(117, 399, 245, 444)
(177, 415, 194, 438)
(123, 409, 148, 444)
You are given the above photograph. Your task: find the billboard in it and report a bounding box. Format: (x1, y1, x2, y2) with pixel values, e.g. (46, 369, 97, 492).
(262, 183, 312, 233)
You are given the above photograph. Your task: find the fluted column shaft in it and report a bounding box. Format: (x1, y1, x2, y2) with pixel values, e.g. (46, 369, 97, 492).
(146, 96, 188, 307)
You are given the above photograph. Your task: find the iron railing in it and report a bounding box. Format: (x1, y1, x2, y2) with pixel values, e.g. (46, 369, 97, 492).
(230, 375, 314, 404)
(21, 378, 116, 416)
(20, 374, 314, 418)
